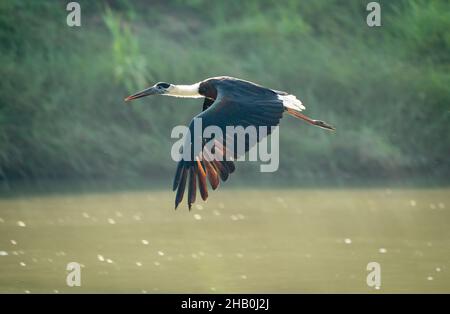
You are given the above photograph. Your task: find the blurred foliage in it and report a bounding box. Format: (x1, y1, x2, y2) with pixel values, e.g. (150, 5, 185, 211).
(0, 0, 448, 186)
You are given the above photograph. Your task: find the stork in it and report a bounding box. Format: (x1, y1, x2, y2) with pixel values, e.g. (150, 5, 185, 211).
(125, 76, 334, 209)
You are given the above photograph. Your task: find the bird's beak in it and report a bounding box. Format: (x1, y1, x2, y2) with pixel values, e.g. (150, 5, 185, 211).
(124, 86, 162, 102)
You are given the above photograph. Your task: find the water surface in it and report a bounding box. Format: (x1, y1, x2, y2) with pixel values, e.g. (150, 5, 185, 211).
(0, 188, 448, 293)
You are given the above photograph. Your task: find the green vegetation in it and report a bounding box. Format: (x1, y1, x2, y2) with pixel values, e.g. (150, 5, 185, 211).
(0, 0, 449, 186)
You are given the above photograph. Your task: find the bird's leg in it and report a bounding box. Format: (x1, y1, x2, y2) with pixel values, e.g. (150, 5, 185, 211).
(286, 108, 335, 131)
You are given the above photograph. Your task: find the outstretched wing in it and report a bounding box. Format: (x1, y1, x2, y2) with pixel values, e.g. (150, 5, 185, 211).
(173, 77, 284, 209)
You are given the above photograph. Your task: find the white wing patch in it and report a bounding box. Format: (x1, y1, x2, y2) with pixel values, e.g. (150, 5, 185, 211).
(278, 94, 305, 112)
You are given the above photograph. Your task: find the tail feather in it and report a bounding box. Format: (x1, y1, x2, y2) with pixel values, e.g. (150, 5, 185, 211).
(278, 93, 305, 111)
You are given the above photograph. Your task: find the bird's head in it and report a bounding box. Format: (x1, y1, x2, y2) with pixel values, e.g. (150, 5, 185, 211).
(124, 82, 172, 101)
(125, 81, 202, 102)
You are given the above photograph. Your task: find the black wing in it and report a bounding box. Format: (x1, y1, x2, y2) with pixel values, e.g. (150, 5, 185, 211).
(202, 97, 215, 111)
(173, 78, 284, 209)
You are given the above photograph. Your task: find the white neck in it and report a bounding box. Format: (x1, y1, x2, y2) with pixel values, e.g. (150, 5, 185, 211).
(166, 83, 202, 98)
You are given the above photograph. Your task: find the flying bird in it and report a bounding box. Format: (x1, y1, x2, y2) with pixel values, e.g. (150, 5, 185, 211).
(125, 76, 334, 209)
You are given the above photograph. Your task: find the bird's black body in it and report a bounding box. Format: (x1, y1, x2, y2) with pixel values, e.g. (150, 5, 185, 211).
(196, 77, 284, 136)
(175, 77, 287, 209)
(125, 76, 334, 209)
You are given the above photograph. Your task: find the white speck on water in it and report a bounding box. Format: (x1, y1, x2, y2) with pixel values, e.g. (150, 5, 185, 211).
(436, 267, 441, 272)
(240, 275, 247, 280)
(193, 214, 202, 220)
(136, 262, 142, 267)
(276, 197, 284, 203)
(344, 238, 352, 244)
(47, 258, 54, 263)
(24, 290, 30, 294)
(0, 251, 8, 256)
(210, 287, 216, 292)
(438, 202, 445, 209)
(106, 258, 113, 264)
(133, 215, 142, 221)
(427, 276, 434, 281)
(19, 262, 26, 267)
(154, 261, 160, 266)
(141, 290, 147, 294)
(107, 218, 116, 225)
(11, 240, 17, 245)
(230, 215, 238, 221)
(158, 251, 165, 256)
(115, 211, 123, 217)
(12, 251, 18, 256)
(199, 251, 205, 256)
(191, 253, 198, 259)
(0, 217, 4, 223)
(217, 253, 223, 258)
(375, 286, 380, 290)
(97, 254, 105, 262)
(82, 212, 90, 218)
(410, 200, 416, 207)
(379, 248, 387, 254)
(17, 221, 26, 227)
(141, 239, 149, 245)
(213, 210, 221, 216)
(430, 203, 436, 209)
(237, 214, 245, 220)
(32, 258, 38, 263)
(414, 250, 424, 257)
(53, 290, 59, 294)
(236, 253, 244, 258)
(195, 204, 203, 210)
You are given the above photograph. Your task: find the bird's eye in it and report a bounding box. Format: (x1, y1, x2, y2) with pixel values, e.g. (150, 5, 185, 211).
(156, 82, 170, 89)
